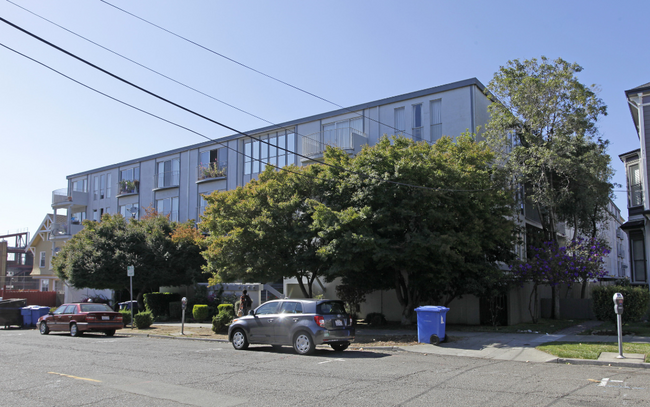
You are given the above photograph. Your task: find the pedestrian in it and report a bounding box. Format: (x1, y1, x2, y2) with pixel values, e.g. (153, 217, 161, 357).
(239, 290, 252, 316)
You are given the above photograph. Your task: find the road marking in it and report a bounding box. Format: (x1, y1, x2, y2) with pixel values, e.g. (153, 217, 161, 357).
(598, 378, 609, 387)
(195, 348, 222, 352)
(48, 372, 102, 383)
(318, 358, 345, 365)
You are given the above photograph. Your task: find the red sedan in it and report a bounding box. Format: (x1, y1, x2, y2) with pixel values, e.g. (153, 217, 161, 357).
(38, 303, 123, 337)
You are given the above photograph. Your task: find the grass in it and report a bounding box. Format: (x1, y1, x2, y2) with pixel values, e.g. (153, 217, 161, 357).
(537, 342, 650, 363)
(447, 319, 584, 334)
(581, 321, 650, 337)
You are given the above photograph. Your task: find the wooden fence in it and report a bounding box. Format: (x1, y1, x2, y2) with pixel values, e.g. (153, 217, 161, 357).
(0, 290, 57, 307)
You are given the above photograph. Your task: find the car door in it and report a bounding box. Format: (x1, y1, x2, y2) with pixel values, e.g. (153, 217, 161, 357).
(248, 301, 280, 344)
(273, 301, 304, 345)
(58, 304, 78, 330)
(48, 304, 67, 331)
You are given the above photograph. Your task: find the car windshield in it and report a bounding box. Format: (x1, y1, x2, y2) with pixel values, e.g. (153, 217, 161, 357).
(80, 303, 113, 312)
(317, 301, 347, 315)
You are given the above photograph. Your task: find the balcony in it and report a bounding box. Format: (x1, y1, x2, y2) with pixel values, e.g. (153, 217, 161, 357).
(197, 163, 227, 182)
(52, 188, 88, 209)
(117, 180, 139, 196)
(301, 127, 368, 159)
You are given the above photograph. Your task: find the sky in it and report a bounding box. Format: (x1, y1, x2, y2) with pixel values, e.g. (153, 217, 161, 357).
(0, 0, 648, 238)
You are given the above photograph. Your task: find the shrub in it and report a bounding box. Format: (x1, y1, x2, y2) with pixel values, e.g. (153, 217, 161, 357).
(119, 310, 132, 326)
(365, 312, 387, 326)
(212, 311, 234, 333)
(592, 285, 650, 324)
(144, 292, 181, 318)
(134, 311, 153, 329)
(217, 303, 235, 317)
(193, 304, 209, 322)
(169, 301, 182, 320)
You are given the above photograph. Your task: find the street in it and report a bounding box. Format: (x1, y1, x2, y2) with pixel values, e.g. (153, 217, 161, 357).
(2, 329, 649, 406)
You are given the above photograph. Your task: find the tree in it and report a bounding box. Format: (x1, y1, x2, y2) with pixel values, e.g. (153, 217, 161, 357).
(315, 135, 518, 324)
(53, 212, 206, 306)
(200, 164, 332, 298)
(484, 57, 613, 316)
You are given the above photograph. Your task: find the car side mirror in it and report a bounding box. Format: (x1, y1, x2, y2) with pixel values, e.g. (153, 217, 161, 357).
(248, 310, 254, 316)
(48, 311, 54, 315)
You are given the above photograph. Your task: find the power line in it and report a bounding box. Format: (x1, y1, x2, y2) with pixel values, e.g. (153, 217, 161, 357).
(98, 0, 412, 139)
(0, 16, 495, 193)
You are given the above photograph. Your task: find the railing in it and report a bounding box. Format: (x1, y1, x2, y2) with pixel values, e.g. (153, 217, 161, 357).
(154, 171, 180, 189)
(197, 163, 227, 181)
(52, 188, 69, 204)
(118, 180, 139, 195)
(302, 127, 368, 157)
(51, 222, 68, 237)
(158, 210, 179, 222)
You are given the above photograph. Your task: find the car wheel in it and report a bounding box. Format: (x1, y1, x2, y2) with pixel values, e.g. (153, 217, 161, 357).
(293, 331, 315, 355)
(330, 342, 349, 352)
(231, 329, 249, 350)
(104, 329, 116, 337)
(39, 321, 50, 335)
(70, 323, 82, 337)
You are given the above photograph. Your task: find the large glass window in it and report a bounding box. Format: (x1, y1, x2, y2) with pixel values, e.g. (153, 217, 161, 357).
(412, 104, 423, 141)
(199, 147, 228, 180)
(244, 130, 296, 177)
(394, 107, 405, 135)
(630, 232, 647, 283)
(100, 174, 105, 199)
(629, 163, 644, 207)
(93, 176, 99, 200)
(119, 167, 140, 195)
(156, 158, 180, 188)
(430, 99, 442, 142)
(119, 203, 139, 220)
(156, 197, 179, 221)
(72, 179, 87, 193)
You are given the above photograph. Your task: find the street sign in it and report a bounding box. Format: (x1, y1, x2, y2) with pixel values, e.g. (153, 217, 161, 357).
(127, 266, 134, 277)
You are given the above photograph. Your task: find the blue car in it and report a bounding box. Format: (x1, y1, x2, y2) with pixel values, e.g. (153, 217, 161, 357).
(228, 299, 355, 355)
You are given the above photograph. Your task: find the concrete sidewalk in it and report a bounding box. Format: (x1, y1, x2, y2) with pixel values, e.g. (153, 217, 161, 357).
(394, 321, 650, 368)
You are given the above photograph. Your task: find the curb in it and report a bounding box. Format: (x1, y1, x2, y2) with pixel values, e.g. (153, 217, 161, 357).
(553, 358, 650, 369)
(117, 332, 229, 343)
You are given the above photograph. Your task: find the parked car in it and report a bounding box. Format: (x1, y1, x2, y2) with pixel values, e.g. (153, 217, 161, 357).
(228, 299, 355, 355)
(38, 303, 123, 337)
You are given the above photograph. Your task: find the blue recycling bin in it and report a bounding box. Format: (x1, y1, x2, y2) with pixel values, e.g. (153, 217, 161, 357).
(21, 307, 33, 327)
(30, 306, 51, 326)
(415, 306, 449, 345)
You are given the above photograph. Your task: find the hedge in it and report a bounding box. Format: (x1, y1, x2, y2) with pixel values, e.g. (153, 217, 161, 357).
(592, 285, 650, 324)
(134, 311, 153, 329)
(193, 304, 209, 322)
(217, 303, 235, 316)
(144, 292, 181, 318)
(119, 310, 132, 326)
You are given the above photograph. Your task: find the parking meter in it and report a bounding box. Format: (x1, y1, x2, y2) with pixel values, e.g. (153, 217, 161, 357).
(613, 293, 624, 358)
(181, 297, 187, 310)
(181, 297, 188, 335)
(613, 293, 623, 314)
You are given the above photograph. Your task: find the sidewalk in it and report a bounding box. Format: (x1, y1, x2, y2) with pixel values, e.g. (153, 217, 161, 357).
(395, 320, 650, 368)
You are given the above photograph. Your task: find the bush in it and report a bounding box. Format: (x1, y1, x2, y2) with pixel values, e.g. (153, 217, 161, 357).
(134, 311, 153, 329)
(592, 285, 650, 324)
(217, 303, 235, 317)
(144, 292, 181, 318)
(365, 312, 387, 326)
(193, 304, 209, 322)
(169, 301, 182, 320)
(119, 310, 132, 326)
(212, 310, 234, 333)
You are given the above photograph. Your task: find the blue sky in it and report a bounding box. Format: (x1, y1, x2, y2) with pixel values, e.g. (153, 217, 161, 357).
(0, 0, 648, 237)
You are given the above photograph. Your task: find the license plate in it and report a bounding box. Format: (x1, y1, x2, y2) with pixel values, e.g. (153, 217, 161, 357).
(102, 316, 109, 321)
(335, 320, 343, 326)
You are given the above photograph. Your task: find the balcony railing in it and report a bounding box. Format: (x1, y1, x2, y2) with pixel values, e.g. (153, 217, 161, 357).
(197, 163, 227, 181)
(51, 222, 68, 237)
(52, 188, 70, 205)
(52, 188, 88, 207)
(118, 180, 139, 195)
(154, 171, 180, 189)
(302, 127, 368, 157)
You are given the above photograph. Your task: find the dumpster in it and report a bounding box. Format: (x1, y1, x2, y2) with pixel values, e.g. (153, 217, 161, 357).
(0, 298, 27, 328)
(21, 307, 33, 327)
(415, 305, 449, 345)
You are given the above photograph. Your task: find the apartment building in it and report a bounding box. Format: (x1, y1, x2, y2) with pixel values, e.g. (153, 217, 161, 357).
(620, 81, 650, 285)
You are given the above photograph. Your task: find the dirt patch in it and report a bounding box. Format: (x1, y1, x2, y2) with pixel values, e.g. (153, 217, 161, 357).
(116, 325, 420, 347)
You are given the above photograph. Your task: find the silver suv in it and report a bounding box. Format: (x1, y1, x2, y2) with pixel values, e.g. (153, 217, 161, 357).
(228, 299, 355, 355)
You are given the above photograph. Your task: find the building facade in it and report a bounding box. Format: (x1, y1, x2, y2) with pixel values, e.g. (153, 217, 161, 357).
(620, 81, 650, 285)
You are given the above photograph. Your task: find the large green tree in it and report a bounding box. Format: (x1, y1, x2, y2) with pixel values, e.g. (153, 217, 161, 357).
(200, 164, 331, 298)
(315, 135, 518, 324)
(53, 212, 206, 305)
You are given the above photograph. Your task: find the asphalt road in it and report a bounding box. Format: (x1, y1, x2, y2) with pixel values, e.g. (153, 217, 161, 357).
(2, 328, 650, 406)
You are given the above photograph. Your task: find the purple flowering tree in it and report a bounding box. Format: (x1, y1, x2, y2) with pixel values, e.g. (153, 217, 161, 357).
(511, 238, 610, 323)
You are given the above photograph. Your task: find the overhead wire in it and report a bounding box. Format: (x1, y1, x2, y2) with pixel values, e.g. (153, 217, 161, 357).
(0, 15, 496, 193)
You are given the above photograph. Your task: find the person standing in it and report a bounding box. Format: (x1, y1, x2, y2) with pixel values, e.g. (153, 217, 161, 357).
(239, 290, 252, 316)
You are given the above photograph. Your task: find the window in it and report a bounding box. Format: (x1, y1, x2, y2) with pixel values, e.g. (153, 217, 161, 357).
(244, 130, 296, 177)
(430, 99, 442, 142)
(156, 158, 180, 188)
(156, 197, 179, 221)
(322, 118, 362, 148)
(198, 195, 208, 218)
(93, 209, 98, 221)
(280, 302, 303, 314)
(628, 163, 643, 207)
(394, 107, 405, 135)
(100, 174, 105, 199)
(199, 147, 228, 180)
(106, 174, 112, 199)
(41, 279, 49, 292)
(255, 302, 280, 315)
(119, 203, 139, 220)
(119, 167, 140, 195)
(412, 104, 423, 141)
(39, 251, 46, 268)
(72, 211, 86, 224)
(630, 232, 647, 283)
(93, 176, 99, 200)
(72, 179, 87, 193)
